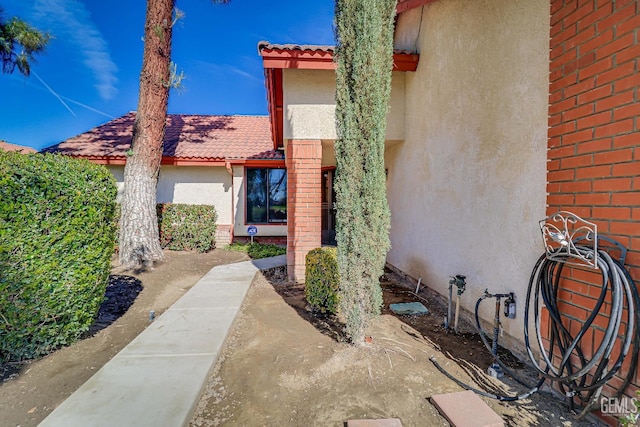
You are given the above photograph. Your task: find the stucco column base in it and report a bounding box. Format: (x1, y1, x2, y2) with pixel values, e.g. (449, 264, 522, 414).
(286, 139, 322, 283)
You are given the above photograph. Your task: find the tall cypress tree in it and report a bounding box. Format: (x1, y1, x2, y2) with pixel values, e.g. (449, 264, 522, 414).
(334, 0, 396, 343)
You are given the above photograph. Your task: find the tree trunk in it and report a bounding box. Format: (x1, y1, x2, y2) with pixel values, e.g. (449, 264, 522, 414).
(119, 0, 174, 268)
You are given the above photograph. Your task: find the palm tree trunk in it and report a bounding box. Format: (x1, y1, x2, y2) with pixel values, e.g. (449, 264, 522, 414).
(119, 0, 174, 268)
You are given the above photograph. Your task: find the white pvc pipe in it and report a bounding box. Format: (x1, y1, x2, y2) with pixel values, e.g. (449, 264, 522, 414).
(454, 295, 461, 333)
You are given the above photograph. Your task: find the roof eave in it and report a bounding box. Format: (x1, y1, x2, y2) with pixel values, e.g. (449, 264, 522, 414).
(264, 67, 284, 151)
(58, 154, 284, 167)
(259, 46, 419, 150)
(260, 48, 335, 70)
(259, 47, 419, 72)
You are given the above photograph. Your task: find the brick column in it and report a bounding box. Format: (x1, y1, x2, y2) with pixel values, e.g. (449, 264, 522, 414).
(286, 139, 322, 282)
(548, 1, 640, 400)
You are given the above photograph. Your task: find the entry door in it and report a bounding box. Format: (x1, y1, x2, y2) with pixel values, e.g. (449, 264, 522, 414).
(321, 169, 336, 246)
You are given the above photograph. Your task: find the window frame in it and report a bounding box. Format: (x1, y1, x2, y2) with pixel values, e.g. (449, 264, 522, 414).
(244, 167, 288, 225)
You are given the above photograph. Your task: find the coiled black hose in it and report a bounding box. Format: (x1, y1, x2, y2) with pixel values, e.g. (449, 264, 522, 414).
(524, 248, 640, 417)
(431, 245, 639, 418)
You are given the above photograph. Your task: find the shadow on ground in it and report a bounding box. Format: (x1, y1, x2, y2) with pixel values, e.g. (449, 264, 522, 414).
(263, 265, 346, 343)
(1, 275, 143, 382)
(261, 266, 605, 427)
(88, 275, 143, 335)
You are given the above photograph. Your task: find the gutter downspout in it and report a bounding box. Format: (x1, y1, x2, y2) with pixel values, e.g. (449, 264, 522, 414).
(226, 160, 235, 243)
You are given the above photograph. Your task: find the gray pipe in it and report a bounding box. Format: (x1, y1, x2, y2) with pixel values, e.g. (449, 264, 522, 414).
(446, 283, 452, 329)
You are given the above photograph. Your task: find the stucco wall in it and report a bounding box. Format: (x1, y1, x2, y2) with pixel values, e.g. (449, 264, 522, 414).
(283, 69, 406, 142)
(107, 165, 125, 202)
(232, 165, 287, 237)
(386, 0, 549, 341)
(106, 165, 233, 224)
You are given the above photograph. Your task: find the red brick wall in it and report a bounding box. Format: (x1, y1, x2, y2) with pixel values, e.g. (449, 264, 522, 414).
(215, 224, 232, 246)
(286, 139, 322, 282)
(548, 0, 640, 401)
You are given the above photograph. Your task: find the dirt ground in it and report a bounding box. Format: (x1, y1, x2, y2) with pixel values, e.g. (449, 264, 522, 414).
(190, 267, 607, 427)
(0, 249, 249, 427)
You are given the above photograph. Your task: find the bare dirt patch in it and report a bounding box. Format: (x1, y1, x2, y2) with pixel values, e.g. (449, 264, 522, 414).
(191, 267, 604, 427)
(0, 249, 248, 427)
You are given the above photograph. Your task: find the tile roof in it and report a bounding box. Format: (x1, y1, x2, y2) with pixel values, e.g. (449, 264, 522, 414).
(44, 112, 282, 161)
(257, 41, 416, 56)
(258, 41, 335, 54)
(0, 141, 37, 153)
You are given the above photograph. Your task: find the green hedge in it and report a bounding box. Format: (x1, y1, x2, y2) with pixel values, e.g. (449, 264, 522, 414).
(305, 247, 340, 314)
(226, 242, 285, 259)
(158, 203, 217, 252)
(114, 203, 218, 253)
(0, 152, 117, 362)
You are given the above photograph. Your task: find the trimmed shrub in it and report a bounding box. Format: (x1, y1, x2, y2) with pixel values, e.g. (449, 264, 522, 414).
(0, 152, 117, 362)
(226, 242, 285, 259)
(305, 247, 340, 314)
(113, 203, 218, 253)
(247, 243, 285, 259)
(158, 203, 217, 252)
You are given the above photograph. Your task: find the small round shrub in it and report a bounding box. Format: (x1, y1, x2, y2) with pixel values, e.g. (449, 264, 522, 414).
(0, 151, 117, 361)
(305, 247, 340, 314)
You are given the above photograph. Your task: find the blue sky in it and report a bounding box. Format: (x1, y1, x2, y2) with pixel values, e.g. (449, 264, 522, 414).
(1, 0, 334, 150)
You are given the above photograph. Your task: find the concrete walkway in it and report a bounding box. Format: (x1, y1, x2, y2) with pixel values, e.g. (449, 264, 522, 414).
(39, 255, 287, 427)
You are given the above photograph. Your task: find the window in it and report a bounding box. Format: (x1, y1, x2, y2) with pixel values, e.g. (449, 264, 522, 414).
(246, 168, 287, 224)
